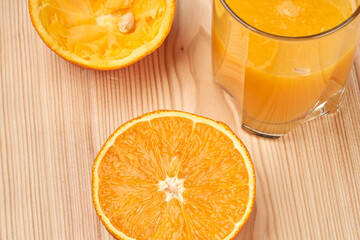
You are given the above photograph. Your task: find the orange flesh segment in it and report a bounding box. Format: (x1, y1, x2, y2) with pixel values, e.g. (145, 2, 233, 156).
(37, 0, 166, 61)
(97, 116, 251, 239)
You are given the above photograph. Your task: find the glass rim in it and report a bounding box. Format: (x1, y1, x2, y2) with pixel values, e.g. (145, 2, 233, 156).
(220, 0, 360, 40)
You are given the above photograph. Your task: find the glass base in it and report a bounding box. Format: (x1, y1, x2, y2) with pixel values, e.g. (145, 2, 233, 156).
(241, 123, 283, 139)
(215, 72, 348, 139)
(242, 84, 347, 139)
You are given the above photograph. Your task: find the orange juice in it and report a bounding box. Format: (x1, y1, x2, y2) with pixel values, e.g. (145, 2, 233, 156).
(212, 0, 360, 135)
(227, 0, 354, 37)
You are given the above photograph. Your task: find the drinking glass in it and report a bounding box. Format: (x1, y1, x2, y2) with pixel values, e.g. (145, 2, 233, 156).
(212, 0, 360, 138)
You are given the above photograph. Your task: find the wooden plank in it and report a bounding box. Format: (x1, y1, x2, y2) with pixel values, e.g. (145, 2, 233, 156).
(0, 0, 359, 239)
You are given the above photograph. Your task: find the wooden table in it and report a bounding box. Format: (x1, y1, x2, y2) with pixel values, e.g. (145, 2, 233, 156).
(1, 0, 360, 239)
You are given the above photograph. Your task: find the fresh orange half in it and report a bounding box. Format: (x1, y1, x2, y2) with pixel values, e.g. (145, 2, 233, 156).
(29, 0, 175, 70)
(92, 110, 256, 240)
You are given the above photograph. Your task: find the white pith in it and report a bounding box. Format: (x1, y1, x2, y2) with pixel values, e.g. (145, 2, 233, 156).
(157, 175, 185, 202)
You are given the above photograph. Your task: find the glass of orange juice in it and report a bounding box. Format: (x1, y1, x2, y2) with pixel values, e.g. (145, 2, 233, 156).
(212, 0, 360, 138)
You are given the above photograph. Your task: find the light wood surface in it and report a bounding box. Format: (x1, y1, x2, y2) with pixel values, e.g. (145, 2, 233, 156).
(1, 0, 360, 239)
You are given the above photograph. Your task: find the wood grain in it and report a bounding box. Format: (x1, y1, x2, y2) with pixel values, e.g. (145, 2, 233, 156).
(1, 0, 360, 239)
